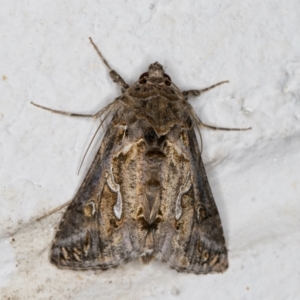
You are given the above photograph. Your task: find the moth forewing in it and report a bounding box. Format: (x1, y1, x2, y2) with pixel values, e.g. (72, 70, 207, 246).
(32, 38, 250, 274)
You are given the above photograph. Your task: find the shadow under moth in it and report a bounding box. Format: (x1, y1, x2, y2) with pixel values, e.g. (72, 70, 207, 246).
(32, 38, 250, 274)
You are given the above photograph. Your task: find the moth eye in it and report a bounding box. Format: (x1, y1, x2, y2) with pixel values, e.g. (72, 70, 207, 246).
(164, 74, 171, 81)
(164, 74, 172, 86)
(139, 72, 149, 84)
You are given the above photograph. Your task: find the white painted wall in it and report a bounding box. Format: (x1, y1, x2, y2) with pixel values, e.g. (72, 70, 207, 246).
(1, 1, 299, 299)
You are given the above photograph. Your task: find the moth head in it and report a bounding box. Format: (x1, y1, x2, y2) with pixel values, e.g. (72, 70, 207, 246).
(139, 62, 172, 86)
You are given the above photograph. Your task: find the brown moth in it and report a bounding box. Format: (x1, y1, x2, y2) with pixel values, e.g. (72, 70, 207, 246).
(32, 38, 250, 274)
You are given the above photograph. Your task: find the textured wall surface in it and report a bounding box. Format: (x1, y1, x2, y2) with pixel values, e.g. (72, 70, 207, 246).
(1, 1, 299, 299)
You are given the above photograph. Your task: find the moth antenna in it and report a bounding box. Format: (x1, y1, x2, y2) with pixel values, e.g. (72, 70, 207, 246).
(36, 200, 72, 221)
(77, 111, 111, 175)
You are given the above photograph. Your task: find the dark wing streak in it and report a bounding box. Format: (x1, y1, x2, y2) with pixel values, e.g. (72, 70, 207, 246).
(50, 102, 138, 270)
(161, 127, 228, 274)
(50, 120, 119, 269)
(186, 128, 228, 273)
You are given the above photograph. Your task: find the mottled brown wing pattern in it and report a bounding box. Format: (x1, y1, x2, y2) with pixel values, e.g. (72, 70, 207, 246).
(157, 129, 228, 274)
(51, 109, 141, 269)
(51, 82, 228, 273)
(32, 43, 249, 273)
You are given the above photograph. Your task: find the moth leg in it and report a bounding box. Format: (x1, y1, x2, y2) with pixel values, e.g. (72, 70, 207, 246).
(183, 81, 229, 99)
(186, 98, 252, 132)
(36, 200, 72, 221)
(31, 102, 95, 118)
(199, 121, 251, 131)
(189, 108, 252, 131)
(89, 37, 129, 91)
(31, 100, 116, 120)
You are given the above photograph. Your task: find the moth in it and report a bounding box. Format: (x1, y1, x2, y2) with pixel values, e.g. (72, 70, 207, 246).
(32, 38, 250, 274)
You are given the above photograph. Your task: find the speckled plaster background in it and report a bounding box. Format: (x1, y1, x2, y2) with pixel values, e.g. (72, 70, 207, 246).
(1, 1, 300, 299)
